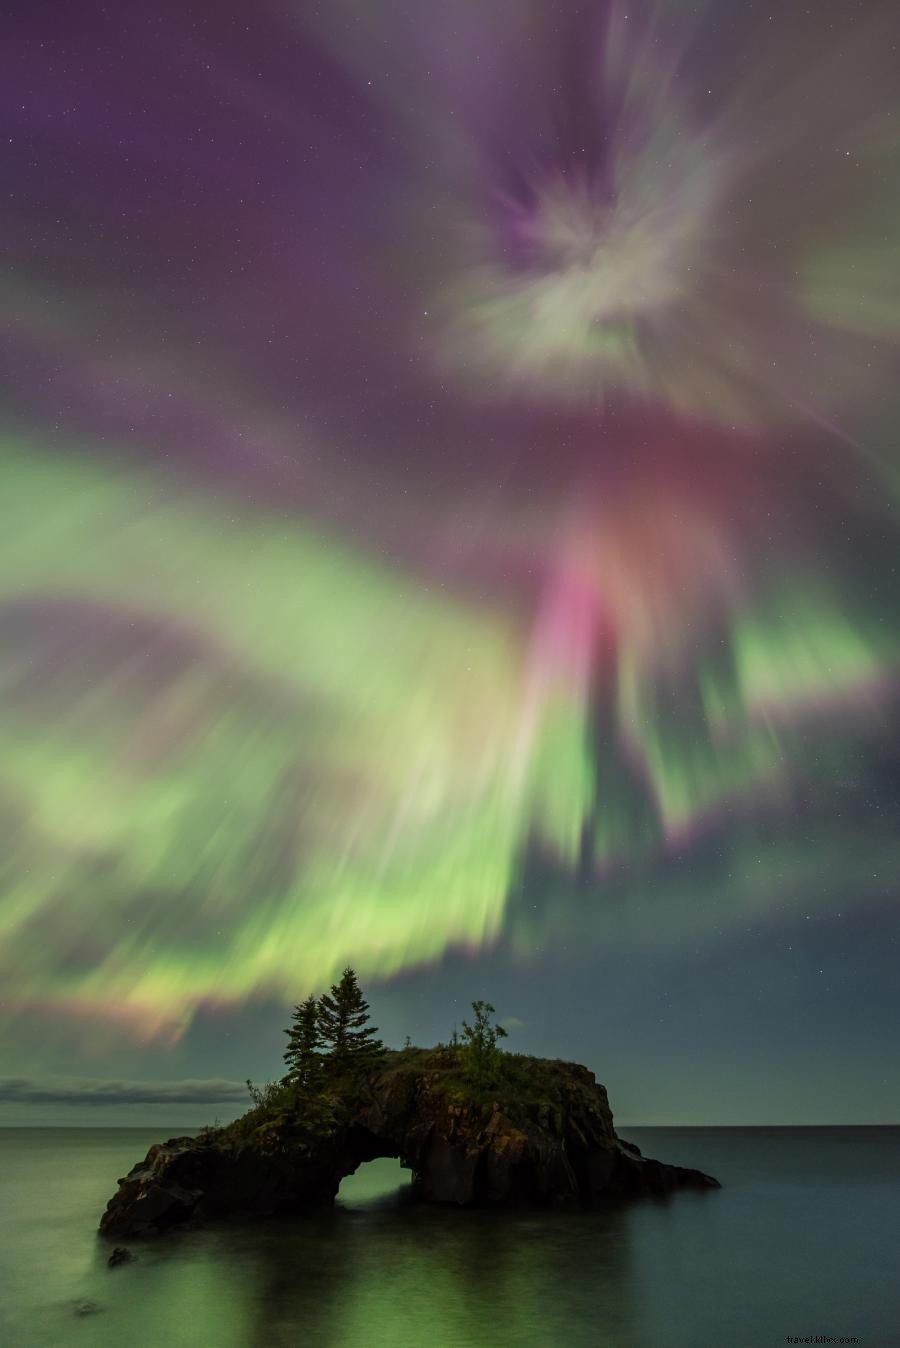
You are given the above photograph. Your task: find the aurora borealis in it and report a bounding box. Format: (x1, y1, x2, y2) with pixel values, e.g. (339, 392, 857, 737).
(1, 0, 898, 1123)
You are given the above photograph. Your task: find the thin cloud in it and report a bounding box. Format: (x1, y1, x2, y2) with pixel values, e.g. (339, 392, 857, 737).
(0, 1076, 249, 1106)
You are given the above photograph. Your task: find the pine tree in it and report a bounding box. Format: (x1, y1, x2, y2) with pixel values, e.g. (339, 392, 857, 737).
(318, 967, 384, 1067)
(283, 994, 323, 1089)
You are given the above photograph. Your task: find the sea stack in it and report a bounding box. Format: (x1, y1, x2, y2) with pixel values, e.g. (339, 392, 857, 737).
(100, 1049, 719, 1237)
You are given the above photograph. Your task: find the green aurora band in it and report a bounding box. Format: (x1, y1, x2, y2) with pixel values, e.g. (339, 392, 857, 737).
(0, 440, 895, 1039)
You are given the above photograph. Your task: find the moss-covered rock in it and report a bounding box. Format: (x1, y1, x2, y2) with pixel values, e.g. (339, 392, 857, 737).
(99, 1049, 719, 1236)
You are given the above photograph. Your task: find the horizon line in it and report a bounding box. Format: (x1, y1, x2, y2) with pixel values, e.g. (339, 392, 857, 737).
(2, 1120, 898, 1129)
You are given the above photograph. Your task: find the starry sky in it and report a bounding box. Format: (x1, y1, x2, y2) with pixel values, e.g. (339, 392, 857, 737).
(1, 0, 898, 1126)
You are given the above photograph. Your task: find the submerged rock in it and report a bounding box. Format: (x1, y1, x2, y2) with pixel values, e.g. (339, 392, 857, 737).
(99, 1051, 719, 1237)
(107, 1246, 135, 1267)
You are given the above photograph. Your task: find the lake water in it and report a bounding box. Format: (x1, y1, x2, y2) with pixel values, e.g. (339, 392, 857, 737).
(1, 1126, 898, 1348)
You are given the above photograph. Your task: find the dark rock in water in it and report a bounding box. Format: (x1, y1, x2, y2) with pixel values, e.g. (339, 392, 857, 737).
(107, 1246, 135, 1267)
(99, 1052, 719, 1238)
(73, 1300, 101, 1316)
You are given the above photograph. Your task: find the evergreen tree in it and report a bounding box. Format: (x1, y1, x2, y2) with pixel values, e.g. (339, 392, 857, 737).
(318, 967, 384, 1067)
(283, 994, 323, 1089)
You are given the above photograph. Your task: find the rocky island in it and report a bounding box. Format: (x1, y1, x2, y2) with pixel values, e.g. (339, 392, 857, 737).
(100, 974, 719, 1238)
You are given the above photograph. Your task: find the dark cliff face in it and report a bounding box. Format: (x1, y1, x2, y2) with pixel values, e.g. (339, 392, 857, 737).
(99, 1052, 719, 1237)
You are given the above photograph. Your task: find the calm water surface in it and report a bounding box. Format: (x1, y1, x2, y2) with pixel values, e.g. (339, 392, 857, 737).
(1, 1126, 898, 1348)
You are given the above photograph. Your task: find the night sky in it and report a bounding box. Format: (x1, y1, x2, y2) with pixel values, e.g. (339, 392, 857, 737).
(1, 0, 898, 1127)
